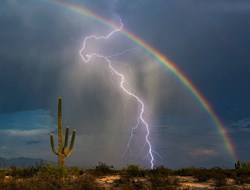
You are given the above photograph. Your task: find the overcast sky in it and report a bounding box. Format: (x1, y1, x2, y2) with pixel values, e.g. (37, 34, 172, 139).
(0, 0, 250, 169)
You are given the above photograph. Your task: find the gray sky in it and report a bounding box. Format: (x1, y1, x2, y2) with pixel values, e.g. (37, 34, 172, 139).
(0, 0, 250, 169)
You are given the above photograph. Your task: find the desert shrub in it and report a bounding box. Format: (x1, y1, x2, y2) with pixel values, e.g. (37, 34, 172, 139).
(36, 164, 68, 178)
(190, 167, 231, 183)
(235, 161, 250, 170)
(213, 173, 227, 187)
(149, 175, 179, 190)
(0, 176, 4, 189)
(210, 167, 232, 178)
(193, 169, 211, 182)
(113, 177, 149, 190)
(0, 173, 102, 190)
(0, 170, 5, 179)
(1, 179, 31, 190)
(4, 162, 46, 178)
(34, 173, 65, 190)
(175, 167, 199, 176)
(235, 167, 250, 177)
(240, 162, 250, 170)
(67, 166, 83, 176)
(182, 167, 216, 181)
(73, 174, 102, 190)
(124, 165, 145, 177)
(93, 162, 114, 175)
(9, 166, 38, 178)
(0, 169, 9, 177)
(113, 181, 137, 190)
(236, 176, 250, 185)
(2, 177, 66, 190)
(149, 166, 173, 178)
(130, 180, 145, 190)
(167, 176, 180, 186)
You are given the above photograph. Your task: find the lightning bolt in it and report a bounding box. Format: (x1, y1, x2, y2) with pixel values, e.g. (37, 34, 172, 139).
(79, 20, 155, 169)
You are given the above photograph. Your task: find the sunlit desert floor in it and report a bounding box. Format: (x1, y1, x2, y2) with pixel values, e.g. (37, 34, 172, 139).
(96, 175, 250, 189)
(2, 167, 250, 190)
(2, 175, 250, 190)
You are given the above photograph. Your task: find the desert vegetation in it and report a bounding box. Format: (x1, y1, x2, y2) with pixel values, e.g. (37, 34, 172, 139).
(0, 163, 250, 190)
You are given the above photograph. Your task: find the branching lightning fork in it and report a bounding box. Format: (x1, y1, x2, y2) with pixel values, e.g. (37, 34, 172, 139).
(79, 21, 155, 169)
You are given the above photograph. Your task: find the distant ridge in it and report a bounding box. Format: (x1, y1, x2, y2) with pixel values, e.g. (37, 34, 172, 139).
(0, 157, 51, 168)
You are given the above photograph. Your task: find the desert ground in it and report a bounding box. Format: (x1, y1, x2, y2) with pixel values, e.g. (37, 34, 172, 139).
(1, 164, 250, 190)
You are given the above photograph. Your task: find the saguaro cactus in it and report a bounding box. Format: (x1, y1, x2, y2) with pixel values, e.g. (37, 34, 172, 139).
(50, 97, 76, 167)
(235, 160, 241, 169)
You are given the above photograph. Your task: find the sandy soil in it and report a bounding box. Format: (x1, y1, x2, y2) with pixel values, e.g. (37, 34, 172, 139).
(3, 174, 250, 189)
(96, 175, 250, 190)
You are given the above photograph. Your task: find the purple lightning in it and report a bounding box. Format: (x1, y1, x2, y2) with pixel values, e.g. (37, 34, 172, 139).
(79, 21, 155, 169)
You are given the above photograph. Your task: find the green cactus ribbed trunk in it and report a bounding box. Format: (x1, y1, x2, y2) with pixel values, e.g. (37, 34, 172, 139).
(57, 97, 64, 166)
(58, 153, 65, 167)
(235, 160, 241, 169)
(50, 97, 76, 167)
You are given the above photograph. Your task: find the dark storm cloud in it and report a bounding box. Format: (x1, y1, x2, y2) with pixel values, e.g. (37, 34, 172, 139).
(0, 0, 140, 116)
(115, 0, 250, 165)
(0, 0, 67, 112)
(0, 0, 133, 165)
(0, 0, 119, 113)
(115, 0, 250, 118)
(72, 0, 118, 18)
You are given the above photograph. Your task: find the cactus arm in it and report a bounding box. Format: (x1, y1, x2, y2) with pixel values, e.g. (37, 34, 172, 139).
(62, 127, 69, 153)
(65, 129, 76, 157)
(58, 97, 63, 153)
(50, 133, 58, 155)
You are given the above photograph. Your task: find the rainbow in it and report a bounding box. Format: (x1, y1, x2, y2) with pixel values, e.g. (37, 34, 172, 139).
(45, 0, 237, 161)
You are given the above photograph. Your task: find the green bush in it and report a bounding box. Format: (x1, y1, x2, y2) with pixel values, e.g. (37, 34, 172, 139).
(235, 175, 250, 185)
(149, 166, 173, 177)
(0, 172, 102, 190)
(195, 170, 211, 182)
(67, 166, 84, 176)
(236, 168, 250, 177)
(113, 177, 149, 190)
(73, 174, 102, 190)
(175, 167, 199, 176)
(213, 173, 227, 187)
(9, 166, 38, 178)
(125, 165, 145, 177)
(36, 164, 68, 178)
(150, 175, 179, 188)
(93, 162, 114, 175)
